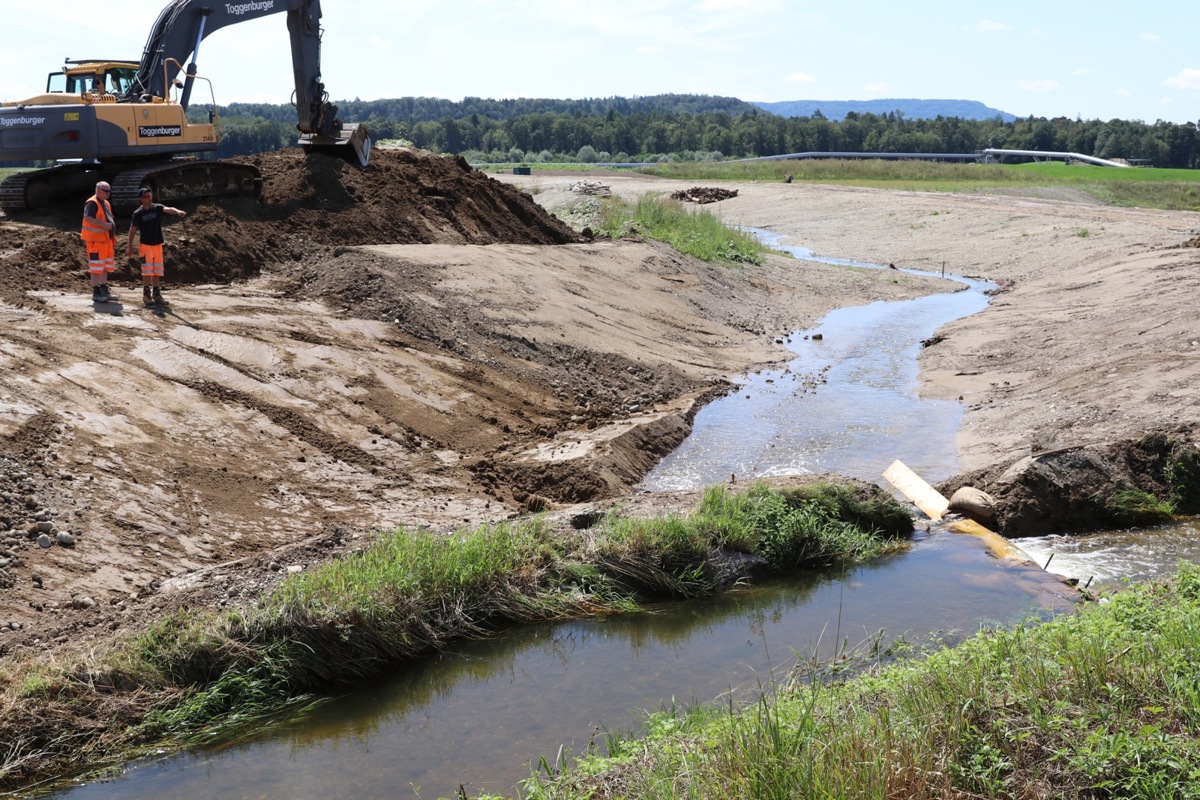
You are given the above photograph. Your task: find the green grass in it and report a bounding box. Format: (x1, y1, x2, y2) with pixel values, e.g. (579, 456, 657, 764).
(595, 193, 767, 265)
(518, 561, 1200, 800)
(0, 480, 911, 791)
(1104, 488, 1176, 527)
(636, 159, 1200, 211)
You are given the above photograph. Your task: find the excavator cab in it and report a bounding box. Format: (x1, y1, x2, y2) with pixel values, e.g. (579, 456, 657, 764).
(47, 61, 140, 96)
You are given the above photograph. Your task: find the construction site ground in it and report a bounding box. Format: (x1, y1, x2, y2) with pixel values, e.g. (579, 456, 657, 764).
(1, 150, 1199, 663)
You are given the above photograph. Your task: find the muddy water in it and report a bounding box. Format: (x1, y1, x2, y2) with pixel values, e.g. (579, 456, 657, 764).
(45, 239, 1071, 800)
(644, 231, 991, 490)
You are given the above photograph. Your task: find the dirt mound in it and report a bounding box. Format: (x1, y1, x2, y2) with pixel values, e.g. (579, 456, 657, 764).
(0, 147, 584, 303)
(938, 427, 1200, 536)
(670, 186, 739, 204)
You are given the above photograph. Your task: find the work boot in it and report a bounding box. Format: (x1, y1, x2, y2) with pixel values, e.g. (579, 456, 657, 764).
(92, 286, 104, 303)
(152, 288, 168, 306)
(143, 287, 154, 307)
(98, 284, 116, 302)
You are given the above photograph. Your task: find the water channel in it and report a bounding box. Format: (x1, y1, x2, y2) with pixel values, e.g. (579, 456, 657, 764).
(41, 234, 1184, 799)
(643, 231, 990, 490)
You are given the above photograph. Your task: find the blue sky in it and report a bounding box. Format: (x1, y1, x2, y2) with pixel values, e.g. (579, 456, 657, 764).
(2, 0, 1199, 124)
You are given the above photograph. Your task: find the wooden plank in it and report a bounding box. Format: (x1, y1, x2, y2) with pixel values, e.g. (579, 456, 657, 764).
(883, 459, 949, 520)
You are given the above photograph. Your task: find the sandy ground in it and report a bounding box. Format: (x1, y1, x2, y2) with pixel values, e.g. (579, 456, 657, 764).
(2, 163, 1199, 659)
(499, 172, 1200, 472)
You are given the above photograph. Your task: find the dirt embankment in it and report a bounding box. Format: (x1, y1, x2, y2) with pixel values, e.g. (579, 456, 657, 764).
(0, 150, 961, 661)
(494, 170, 1200, 536)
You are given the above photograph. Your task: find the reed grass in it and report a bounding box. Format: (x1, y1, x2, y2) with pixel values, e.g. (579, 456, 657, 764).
(595, 194, 767, 265)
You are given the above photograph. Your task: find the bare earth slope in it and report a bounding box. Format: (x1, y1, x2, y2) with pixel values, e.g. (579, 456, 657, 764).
(0, 152, 956, 656)
(497, 171, 1200, 533)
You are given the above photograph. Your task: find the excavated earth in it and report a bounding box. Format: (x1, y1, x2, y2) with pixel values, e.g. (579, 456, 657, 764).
(1, 149, 1199, 689)
(0, 148, 964, 665)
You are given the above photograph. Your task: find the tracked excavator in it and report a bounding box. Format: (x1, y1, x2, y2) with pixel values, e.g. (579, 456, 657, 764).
(0, 0, 370, 212)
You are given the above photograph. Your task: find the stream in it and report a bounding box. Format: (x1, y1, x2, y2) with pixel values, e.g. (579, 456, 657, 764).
(40, 233, 1185, 800)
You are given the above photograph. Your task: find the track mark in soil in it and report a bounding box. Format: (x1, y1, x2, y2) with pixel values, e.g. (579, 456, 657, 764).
(183, 380, 382, 470)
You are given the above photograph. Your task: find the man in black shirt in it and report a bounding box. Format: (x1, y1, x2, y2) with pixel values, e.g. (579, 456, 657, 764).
(126, 187, 187, 306)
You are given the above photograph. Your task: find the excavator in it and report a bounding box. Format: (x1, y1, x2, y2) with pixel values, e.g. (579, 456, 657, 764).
(0, 0, 370, 212)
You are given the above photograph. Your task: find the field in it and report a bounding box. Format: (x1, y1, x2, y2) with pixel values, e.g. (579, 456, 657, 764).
(638, 158, 1200, 210)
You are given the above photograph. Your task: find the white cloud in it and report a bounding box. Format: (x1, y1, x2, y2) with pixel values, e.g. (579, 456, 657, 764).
(635, 45, 663, 55)
(1140, 32, 1160, 43)
(1115, 88, 1132, 97)
(865, 82, 891, 94)
(977, 19, 1010, 32)
(1071, 67, 1091, 77)
(786, 72, 817, 84)
(1018, 79, 1060, 92)
(1164, 68, 1200, 91)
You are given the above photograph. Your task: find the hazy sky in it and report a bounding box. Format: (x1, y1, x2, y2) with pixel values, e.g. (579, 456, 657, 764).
(2, 0, 1198, 124)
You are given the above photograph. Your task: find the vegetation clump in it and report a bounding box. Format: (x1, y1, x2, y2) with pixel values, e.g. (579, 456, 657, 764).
(1104, 487, 1175, 527)
(595, 193, 765, 265)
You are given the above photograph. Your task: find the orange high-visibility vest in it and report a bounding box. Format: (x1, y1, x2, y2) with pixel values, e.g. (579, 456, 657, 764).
(81, 194, 114, 243)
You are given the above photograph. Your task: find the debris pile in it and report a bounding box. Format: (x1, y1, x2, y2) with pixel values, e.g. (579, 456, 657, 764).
(569, 179, 611, 196)
(670, 186, 739, 204)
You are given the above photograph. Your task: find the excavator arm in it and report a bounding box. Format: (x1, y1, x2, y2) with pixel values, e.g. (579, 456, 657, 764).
(128, 0, 369, 164)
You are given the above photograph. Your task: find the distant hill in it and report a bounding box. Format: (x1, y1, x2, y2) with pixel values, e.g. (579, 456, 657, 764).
(753, 99, 1016, 123)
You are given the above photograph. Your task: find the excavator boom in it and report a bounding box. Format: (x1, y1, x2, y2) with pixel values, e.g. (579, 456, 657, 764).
(131, 0, 369, 160)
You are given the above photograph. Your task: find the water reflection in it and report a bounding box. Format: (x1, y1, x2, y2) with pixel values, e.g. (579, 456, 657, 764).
(642, 231, 993, 491)
(49, 533, 1075, 800)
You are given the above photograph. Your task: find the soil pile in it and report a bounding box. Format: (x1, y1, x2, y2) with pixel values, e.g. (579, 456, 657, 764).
(670, 186, 739, 204)
(0, 147, 584, 303)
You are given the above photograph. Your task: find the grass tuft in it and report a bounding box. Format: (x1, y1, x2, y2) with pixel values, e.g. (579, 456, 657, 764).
(596, 194, 766, 265)
(1105, 488, 1175, 527)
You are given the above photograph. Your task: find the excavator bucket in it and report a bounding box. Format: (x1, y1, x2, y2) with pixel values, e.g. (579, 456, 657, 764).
(298, 123, 371, 167)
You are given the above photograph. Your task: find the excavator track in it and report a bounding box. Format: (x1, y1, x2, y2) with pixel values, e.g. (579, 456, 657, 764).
(0, 164, 99, 213)
(0, 159, 262, 213)
(0, 172, 31, 213)
(108, 161, 262, 210)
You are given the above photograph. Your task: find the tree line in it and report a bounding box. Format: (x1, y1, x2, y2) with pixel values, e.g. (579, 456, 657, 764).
(202, 95, 1200, 168)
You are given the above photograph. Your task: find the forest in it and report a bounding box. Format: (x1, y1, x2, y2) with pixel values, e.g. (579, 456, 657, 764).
(204, 94, 1200, 168)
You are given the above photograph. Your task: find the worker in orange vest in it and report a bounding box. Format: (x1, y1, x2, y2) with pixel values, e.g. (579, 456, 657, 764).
(81, 181, 118, 303)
